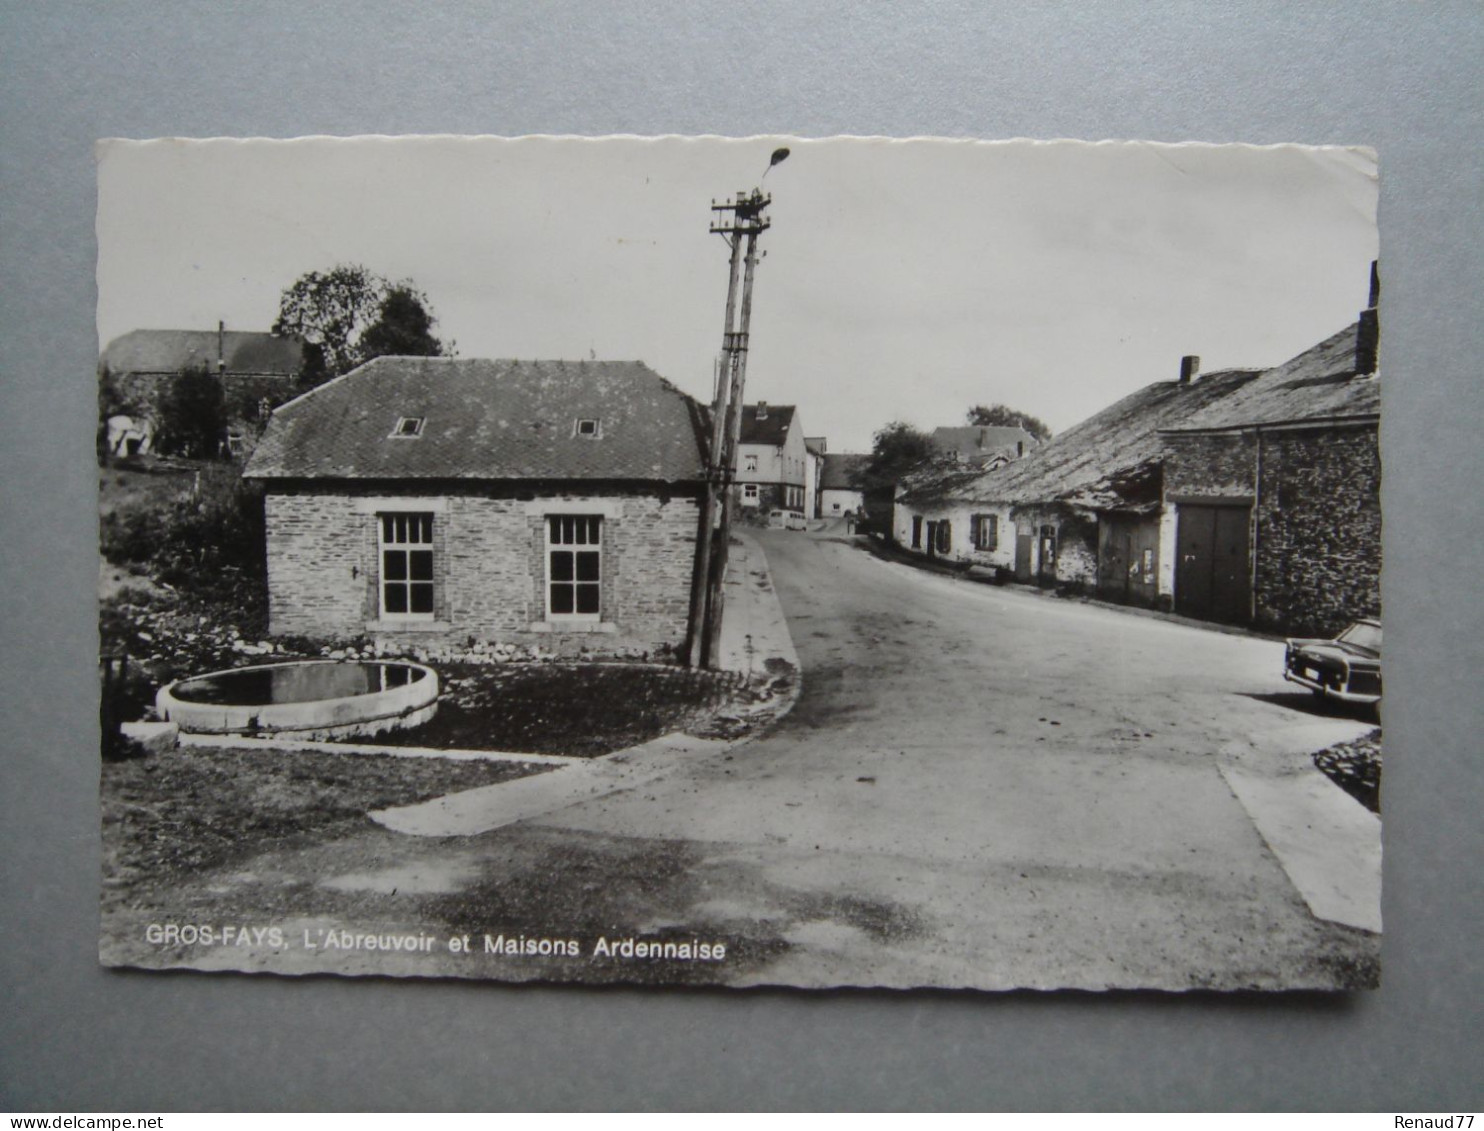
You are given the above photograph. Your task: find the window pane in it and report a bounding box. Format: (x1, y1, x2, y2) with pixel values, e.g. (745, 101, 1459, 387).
(384, 584, 408, 614)
(576, 584, 600, 614)
(550, 550, 573, 582)
(383, 551, 407, 581)
(382, 515, 394, 542)
(575, 551, 600, 581)
(410, 583, 434, 614)
(551, 584, 574, 614)
(410, 550, 433, 581)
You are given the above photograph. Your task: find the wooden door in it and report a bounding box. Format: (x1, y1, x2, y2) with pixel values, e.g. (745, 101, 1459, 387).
(1014, 531, 1034, 581)
(1175, 504, 1251, 623)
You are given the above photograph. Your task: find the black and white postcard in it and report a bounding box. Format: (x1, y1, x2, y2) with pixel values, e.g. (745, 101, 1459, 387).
(97, 135, 1382, 990)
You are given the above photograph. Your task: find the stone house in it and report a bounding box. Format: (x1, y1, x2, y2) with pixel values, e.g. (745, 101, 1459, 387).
(243, 357, 709, 657)
(100, 323, 306, 453)
(734, 402, 810, 518)
(895, 360, 1260, 603)
(1161, 310, 1380, 636)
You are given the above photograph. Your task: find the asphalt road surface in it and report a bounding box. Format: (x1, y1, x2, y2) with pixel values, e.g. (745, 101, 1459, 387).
(527, 526, 1380, 991)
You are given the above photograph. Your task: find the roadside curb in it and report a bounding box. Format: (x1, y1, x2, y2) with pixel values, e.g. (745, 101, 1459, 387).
(372, 531, 803, 838)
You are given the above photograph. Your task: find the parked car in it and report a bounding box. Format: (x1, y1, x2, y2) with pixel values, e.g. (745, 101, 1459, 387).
(1284, 618, 1382, 704)
(766, 508, 788, 529)
(785, 511, 807, 531)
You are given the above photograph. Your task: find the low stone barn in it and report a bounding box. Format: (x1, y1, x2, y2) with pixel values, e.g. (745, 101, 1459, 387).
(1161, 314, 1380, 636)
(895, 363, 1259, 605)
(243, 357, 710, 657)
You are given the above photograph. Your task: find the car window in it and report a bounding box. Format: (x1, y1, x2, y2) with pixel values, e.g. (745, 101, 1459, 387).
(1338, 621, 1382, 653)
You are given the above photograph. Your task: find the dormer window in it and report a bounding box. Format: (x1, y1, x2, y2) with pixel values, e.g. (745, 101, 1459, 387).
(575, 418, 601, 438)
(391, 417, 425, 439)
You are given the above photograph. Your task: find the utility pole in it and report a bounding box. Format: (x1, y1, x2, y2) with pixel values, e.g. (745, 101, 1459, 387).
(687, 186, 774, 668)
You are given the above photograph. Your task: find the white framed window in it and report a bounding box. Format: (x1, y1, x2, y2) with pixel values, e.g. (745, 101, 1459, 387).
(973, 513, 998, 551)
(575, 418, 601, 438)
(744, 454, 758, 472)
(380, 512, 435, 618)
(390, 416, 425, 438)
(742, 484, 759, 506)
(547, 515, 602, 619)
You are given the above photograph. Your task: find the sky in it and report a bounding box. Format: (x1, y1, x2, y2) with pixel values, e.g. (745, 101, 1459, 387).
(96, 135, 1379, 452)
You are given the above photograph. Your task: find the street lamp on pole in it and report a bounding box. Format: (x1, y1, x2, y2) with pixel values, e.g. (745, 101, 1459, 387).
(687, 149, 788, 669)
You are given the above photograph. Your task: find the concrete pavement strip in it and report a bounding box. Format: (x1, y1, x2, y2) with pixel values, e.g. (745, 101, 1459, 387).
(1217, 719, 1382, 933)
(372, 531, 801, 838)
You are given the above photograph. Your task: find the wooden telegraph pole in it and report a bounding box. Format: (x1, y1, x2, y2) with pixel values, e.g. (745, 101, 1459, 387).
(687, 186, 774, 668)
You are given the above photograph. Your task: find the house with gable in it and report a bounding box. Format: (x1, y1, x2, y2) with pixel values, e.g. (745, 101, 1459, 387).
(818, 453, 869, 517)
(243, 357, 710, 657)
(930, 425, 1036, 469)
(1161, 295, 1381, 635)
(734, 401, 810, 517)
(895, 358, 1259, 606)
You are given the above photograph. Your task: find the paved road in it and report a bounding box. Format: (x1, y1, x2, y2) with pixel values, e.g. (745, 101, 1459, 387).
(531, 527, 1380, 990)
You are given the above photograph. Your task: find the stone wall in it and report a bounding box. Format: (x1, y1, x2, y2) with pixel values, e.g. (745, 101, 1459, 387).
(264, 484, 701, 656)
(1254, 427, 1381, 637)
(1163, 425, 1380, 636)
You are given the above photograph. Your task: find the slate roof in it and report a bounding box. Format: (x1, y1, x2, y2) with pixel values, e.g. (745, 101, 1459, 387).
(244, 357, 708, 483)
(1164, 323, 1379, 433)
(820, 453, 869, 491)
(930, 425, 1035, 463)
(738, 404, 796, 447)
(101, 329, 305, 377)
(904, 369, 1261, 514)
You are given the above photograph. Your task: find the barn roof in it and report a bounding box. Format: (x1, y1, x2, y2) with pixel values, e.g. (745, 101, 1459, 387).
(904, 369, 1260, 514)
(244, 357, 708, 483)
(1164, 322, 1379, 433)
(100, 329, 305, 377)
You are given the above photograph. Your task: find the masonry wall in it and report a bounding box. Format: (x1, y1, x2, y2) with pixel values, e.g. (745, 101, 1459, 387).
(1163, 426, 1380, 636)
(1254, 427, 1381, 637)
(892, 499, 1016, 571)
(264, 484, 701, 656)
(1011, 505, 1098, 589)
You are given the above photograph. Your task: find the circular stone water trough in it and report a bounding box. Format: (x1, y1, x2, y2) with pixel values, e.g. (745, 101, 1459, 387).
(157, 660, 439, 739)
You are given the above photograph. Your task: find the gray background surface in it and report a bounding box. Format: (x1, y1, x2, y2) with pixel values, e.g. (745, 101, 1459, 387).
(1, 0, 1480, 1112)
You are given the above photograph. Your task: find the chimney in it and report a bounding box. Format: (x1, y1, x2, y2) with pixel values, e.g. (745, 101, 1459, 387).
(756, 401, 768, 420)
(1356, 260, 1380, 375)
(217, 320, 226, 374)
(1179, 355, 1200, 384)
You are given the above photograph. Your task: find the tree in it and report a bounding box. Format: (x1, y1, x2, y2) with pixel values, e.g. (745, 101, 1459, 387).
(357, 281, 450, 360)
(853, 421, 937, 496)
(966, 403, 1052, 442)
(273, 264, 450, 385)
(156, 365, 227, 459)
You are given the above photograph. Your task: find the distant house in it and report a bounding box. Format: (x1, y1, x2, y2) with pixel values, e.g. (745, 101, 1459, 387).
(819, 453, 869, 516)
(930, 425, 1035, 468)
(100, 324, 307, 454)
(734, 402, 809, 517)
(1162, 305, 1380, 636)
(804, 436, 828, 520)
(244, 358, 709, 656)
(896, 359, 1260, 605)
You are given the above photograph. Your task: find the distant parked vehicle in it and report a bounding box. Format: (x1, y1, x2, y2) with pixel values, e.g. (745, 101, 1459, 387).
(1284, 618, 1382, 704)
(786, 511, 807, 531)
(767, 508, 788, 528)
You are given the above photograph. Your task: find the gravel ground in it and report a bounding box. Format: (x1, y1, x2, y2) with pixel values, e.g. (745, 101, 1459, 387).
(1312, 727, 1382, 812)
